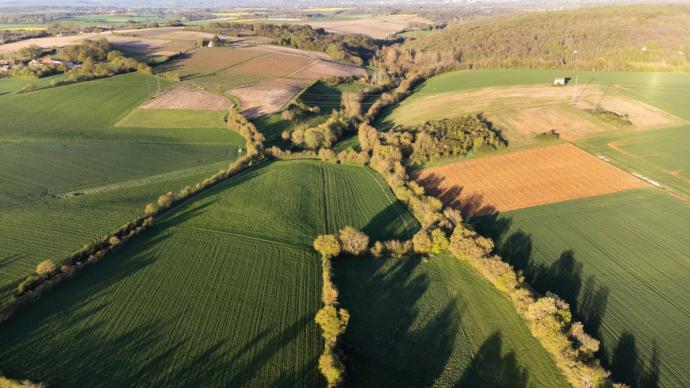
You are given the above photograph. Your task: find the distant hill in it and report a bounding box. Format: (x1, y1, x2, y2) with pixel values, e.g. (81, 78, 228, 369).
(398, 4, 690, 72)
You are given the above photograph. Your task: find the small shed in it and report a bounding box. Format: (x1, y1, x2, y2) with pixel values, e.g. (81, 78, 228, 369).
(553, 77, 569, 86)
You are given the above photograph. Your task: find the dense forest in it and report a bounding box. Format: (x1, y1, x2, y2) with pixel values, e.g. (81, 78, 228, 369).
(387, 4, 690, 72)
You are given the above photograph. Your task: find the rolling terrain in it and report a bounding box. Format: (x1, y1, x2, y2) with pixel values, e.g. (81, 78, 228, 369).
(0, 73, 244, 303)
(0, 160, 417, 386)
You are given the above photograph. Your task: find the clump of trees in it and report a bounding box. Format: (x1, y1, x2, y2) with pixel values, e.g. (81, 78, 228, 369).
(192, 22, 382, 65)
(534, 129, 560, 142)
(402, 115, 507, 165)
(285, 110, 352, 150)
(0, 375, 45, 388)
(590, 108, 633, 127)
(338, 226, 369, 255)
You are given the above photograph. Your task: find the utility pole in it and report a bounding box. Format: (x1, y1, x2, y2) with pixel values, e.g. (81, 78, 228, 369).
(593, 82, 612, 113)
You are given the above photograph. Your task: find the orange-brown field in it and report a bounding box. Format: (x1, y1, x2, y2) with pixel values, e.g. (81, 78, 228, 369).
(416, 143, 648, 215)
(139, 83, 231, 110)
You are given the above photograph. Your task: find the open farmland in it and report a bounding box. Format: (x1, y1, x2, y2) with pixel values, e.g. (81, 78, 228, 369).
(416, 143, 647, 216)
(335, 253, 568, 387)
(305, 14, 432, 39)
(383, 79, 685, 145)
(0, 31, 190, 57)
(579, 125, 690, 199)
(471, 188, 690, 388)
(160, 46, 365, 117)
(138, 83, 231, 110)
(0, 73, 244, 304)
(0, 161, 418, 386)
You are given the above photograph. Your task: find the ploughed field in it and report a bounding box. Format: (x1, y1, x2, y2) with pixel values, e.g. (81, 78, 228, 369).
(416, 143, 648, 215)
(0, 73, 244, 304)
(0, 161, 418, 387)
(335, 253, 569, 387)
(471, 189, 690, 388)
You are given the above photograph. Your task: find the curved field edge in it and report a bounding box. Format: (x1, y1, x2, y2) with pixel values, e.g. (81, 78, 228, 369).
(0, 160, 417, 386)
(335, 253, 569, 387)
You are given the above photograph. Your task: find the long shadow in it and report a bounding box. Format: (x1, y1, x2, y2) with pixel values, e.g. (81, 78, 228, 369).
(608, 332, 660, 388)
(456, 332, 529, 388)
(364, 201, 419, 242)
(334, 256, 460, 387)
(416, 172, 497, 217)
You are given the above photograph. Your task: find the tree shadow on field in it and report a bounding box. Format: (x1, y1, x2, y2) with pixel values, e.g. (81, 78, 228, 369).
(416, 172, 497, 217)
(456, 332, 529, 388)
(334, 256, 461, 387)
(468, 212, 613, 372)
(608, 332, 660, 388)
(364, 201, 419, 242)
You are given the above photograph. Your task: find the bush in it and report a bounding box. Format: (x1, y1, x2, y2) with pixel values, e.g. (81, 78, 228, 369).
(370, 241, 385, 257)
(157, 192, 175, 208)
(430, 228, 449, 254)
(35, 260, 56, 277)
(318, 350, 346, 387)
(144, 203, 157, 216)
(314, 234, 341, 258)
(338, 226, 369, 255)
(412, 230, 432, 254)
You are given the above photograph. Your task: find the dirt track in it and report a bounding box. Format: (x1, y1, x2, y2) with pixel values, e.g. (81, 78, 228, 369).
(416, 143, 649, 216)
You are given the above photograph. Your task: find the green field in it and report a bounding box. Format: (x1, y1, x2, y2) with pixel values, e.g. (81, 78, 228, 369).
(116, 109, 228, 128)
(0, 160, 418, 386)
(0, 73, 69, 96)
(0, 73, 245, 303)
(579, 125, 690, 198)
(335, 253, 569, 387)
(471, 188, 690, 387)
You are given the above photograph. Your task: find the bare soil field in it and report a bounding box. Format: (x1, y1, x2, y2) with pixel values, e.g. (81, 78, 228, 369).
(416, 143, 648, 215)
(165, 47, 268, 73)
(290, 60, 367, 79)
(230, 78, 309, 118)
(391, 85, 686, 144)
(0, 32, 177, 56)
(306, 14, 432, 39)
(139, 83, 231, 110)
(229, 53, 315, 77)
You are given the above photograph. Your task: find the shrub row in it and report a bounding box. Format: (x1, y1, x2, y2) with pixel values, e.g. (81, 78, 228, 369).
(448, 225, 614, 387)
(311, 227, 369, 387)
(356, 69, 618, 388)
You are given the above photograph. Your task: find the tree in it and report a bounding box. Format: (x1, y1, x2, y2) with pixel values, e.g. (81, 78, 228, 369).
(157, 192, 174, 208)
(281, 109, 295, 121)
(108, 236, 121, 246)
(315, 305, 350, 342)
(314, 234, 341, 258)
(430, 228, 449, 255)
(36, 259, 56, 276)
(144, 203, 158, 216)
(413, 230, 432, 254)
(338, 226, 369, 255)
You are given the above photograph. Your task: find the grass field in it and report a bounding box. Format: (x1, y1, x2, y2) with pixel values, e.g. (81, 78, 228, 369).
(335, 253, 569, 387)
(0, 73, 69, 96)
(116, 109, 227, 128)
(471, 188, 690, 388)
(0, 160, 418, 386)
(579, 125, 690, 199)
(0, 72, 245, 304)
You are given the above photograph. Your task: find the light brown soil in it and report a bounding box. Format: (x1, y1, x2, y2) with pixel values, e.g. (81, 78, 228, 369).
(394, 85, 686, 144)
(230, 78, 309, 118)
(139, 83, 231, 110)
(416, 143, 648, 216)
(307, 15, 432, 39)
